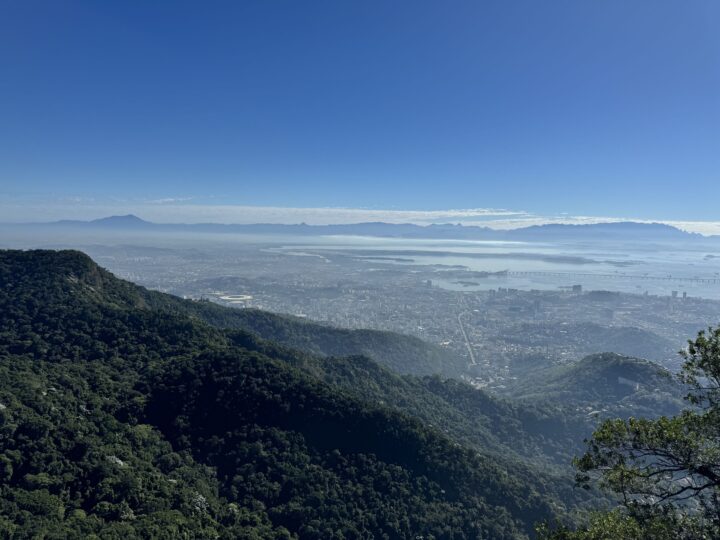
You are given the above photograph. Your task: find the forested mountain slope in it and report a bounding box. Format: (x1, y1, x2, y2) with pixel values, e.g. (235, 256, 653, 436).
(178, 304, 468, 378)
(503, 352, 685, 418)
(0, 249, 597, 538)
(13, 248, 465, 378)
(232, 336, 594, 468)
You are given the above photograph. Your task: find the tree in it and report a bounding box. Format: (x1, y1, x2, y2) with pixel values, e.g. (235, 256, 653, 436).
(540, 327, 720, 539)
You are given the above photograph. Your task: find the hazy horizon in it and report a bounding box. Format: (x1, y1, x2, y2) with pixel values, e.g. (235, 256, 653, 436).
(3, 201, 720, 235)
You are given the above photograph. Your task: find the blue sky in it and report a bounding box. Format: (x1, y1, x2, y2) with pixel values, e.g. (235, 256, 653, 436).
(1, 1, 719, 223)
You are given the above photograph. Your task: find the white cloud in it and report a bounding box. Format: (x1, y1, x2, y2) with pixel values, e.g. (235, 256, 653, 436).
(663, 221, 720, 236)
(128, 205, 528, 225)
(146, 197, 196, 205)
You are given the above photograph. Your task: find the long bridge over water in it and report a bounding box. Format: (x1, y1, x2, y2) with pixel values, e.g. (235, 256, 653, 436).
(506, 271, 720, 284)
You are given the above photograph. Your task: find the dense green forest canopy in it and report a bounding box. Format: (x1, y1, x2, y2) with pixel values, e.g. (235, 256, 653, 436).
(79, 261, 468, 379)
(502, 352, 684, 419)
(3, 249, 709, 539)
(0, 249, 609, 539)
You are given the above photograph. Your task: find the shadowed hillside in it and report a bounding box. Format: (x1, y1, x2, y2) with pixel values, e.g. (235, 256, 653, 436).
(503, 352, 685, 419)
(0, 250, 605, 538)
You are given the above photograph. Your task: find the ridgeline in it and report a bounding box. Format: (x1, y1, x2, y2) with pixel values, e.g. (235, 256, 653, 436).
(1, 249, 681, 538)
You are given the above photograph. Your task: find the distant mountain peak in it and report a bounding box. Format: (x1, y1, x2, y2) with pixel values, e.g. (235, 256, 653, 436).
(91, 214, 148, 223)
(89, 214, 153, 228)
(509, 220, 695, 240)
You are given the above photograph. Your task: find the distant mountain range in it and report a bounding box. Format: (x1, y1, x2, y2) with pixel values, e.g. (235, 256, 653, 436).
(7, 214, 717, 243)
